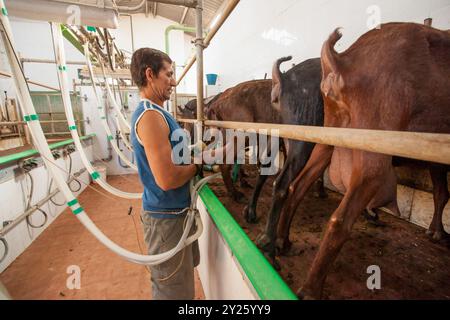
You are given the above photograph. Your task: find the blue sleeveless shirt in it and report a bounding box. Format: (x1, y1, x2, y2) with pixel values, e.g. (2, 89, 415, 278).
(131, 99, 191, 217)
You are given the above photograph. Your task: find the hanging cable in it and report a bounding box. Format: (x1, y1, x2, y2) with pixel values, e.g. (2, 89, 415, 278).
(0, 237, 8, 264)
(66, 150, 82, 192)
(23, 168, 48, 229)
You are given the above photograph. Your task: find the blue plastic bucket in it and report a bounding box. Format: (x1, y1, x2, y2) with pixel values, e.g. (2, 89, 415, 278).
(206, 73, 218, 85)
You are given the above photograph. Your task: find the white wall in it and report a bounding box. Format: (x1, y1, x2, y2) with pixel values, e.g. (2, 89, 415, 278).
(110, 13, 196, 94)
(0, 146, 93, 273)
(201, 0, 450, 90)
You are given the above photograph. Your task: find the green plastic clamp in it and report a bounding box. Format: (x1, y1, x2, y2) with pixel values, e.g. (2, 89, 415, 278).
(23, 114, 39, 122)
(68, 125, 77, 131)
(90, 171, 100, 180)
(107, 135, 114, 141)
(67, 199, 78, 207)
(72, 207, 84, 215)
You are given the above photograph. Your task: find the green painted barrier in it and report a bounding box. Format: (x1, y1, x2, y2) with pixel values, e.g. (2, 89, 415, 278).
(199, 185, 297, 300)
(0, 134, 96, 166)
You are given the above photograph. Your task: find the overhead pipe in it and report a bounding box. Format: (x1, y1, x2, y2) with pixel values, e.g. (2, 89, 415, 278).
(4, 0, 119, 29)
(165, 24, 197, 55)
(177, 0, 240, 85)
(117, 0, 198, 11)
(180, 7, 189, 24)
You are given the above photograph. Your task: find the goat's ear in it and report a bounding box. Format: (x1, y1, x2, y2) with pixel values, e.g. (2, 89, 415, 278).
(321, 72, 344, 100)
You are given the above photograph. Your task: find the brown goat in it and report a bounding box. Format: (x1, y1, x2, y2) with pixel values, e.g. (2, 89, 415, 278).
(280, 23, 450, 298)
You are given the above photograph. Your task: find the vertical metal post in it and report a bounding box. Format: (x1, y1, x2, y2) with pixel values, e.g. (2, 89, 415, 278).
(194, 0, 204, 147)
(46, 94, 55, 135)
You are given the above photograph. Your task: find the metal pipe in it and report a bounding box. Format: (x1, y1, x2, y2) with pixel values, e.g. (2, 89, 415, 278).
(0, 168, 87, 236)
(194, 0, 204, 145)
(200, 120, 450, 166)
(117, 0, 146, 11)
(165, 24, 197, 55)
(176, 0, 240, 85)
(180, 7, 189, 24)
(0, 120, 87, 126)
(0, 70, 59, 91)
(4, 0, 119, 29)
(21, 57, 86, 65)
(117, 0, 197, 11)
(177, 118, 197, 123)
(78, 66, 131, 80)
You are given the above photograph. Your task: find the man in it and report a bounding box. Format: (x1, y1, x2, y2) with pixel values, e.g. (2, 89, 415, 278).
(130, 48, 202, 300)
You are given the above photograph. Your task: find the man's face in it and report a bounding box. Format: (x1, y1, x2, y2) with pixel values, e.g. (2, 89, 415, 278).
(149, 60, 176, 101)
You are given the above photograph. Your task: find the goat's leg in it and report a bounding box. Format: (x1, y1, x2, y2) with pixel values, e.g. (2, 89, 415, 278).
(257, 144, 333, 257)
(427, 165, 449, 241)
(220, 164, 246, 203)
(298, 151, 390, 299)
(276, 144, 333, 253)
(243, 165, 269, 223)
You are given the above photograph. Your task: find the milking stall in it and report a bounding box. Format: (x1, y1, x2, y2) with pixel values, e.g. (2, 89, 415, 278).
(0, 0, 449, 304)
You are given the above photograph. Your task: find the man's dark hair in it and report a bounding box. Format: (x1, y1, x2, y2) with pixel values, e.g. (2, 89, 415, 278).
(130, 48, 172, 89)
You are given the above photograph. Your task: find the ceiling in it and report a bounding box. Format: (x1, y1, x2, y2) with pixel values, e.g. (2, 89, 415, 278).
(54, 0, 226, 29)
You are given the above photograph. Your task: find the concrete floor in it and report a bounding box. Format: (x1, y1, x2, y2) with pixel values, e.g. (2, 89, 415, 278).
(0, 174, 205, 300)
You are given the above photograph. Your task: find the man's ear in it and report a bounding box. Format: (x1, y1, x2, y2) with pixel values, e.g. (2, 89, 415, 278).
(145, 67, 154, 83)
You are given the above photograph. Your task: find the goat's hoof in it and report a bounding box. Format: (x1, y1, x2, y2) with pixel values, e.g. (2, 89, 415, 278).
(243, 206, 257, 224)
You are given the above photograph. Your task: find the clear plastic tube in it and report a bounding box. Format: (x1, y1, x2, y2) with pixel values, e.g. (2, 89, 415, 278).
(83, 43, 137, 170)
(50, 23, 140, 199)
(100, 62, 131, 132)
